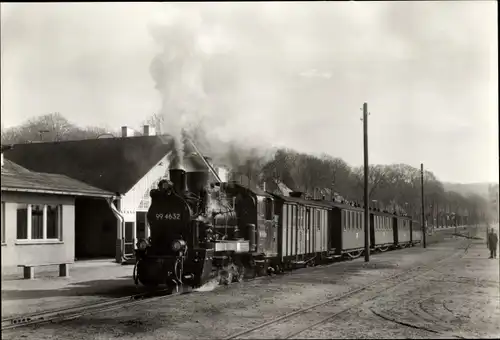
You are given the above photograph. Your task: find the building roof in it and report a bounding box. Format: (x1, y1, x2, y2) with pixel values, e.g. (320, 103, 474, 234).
(2, 159, 32, 174)
(1, 160, 114, 198)
(4, 135, 175, 194)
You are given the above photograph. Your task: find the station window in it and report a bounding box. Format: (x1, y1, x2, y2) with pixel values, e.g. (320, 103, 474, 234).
(16, 203, 63, 241)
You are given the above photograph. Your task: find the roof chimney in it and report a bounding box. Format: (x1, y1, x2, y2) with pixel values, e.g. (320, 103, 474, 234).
(143, 125, 156, 136)
(121, 126, 134, 138)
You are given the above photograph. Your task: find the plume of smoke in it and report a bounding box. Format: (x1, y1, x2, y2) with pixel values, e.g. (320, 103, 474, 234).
(148, 5, 207, 169)
(147, 4, 278, 173)
(194, 277, 219, 292)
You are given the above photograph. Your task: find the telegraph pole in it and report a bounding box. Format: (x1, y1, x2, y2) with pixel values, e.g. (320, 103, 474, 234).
(421, 163, 426, 248)
(363, 103, 370, 262)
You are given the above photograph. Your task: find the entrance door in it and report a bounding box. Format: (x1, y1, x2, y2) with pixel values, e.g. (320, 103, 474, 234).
(124, 222, 135, 258)
(136, 212, 147, 240)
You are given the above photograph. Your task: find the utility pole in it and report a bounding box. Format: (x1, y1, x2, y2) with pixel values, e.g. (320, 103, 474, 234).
(421, 163, 426, 248)
(363, 103, 370, 262)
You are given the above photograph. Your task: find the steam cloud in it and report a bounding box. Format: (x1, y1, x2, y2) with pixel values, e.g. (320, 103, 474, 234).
(148, 6, 207, 169)
(148, 4, 275, 172)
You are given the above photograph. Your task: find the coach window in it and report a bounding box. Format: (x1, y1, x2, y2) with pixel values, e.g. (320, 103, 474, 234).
(1, 202, 5, 244)
(264, 198, 273, 220)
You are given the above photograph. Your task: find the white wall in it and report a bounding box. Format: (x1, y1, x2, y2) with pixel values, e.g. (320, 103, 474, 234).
(1, 191, 75, 276)
(121, 154, 170, 216)
(114, 154, 170, 257)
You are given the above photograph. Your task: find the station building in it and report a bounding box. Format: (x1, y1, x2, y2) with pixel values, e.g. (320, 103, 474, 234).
(1, 148, 114, 276)
(3, 127, 176, 264)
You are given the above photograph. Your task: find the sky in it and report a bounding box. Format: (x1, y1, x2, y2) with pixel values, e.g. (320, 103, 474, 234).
(1, 1, 498, 184)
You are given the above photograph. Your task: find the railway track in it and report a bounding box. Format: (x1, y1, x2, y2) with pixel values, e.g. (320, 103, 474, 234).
(1, 287, 178, 331)
(1, 263, 295, 332)
(2, 238, 473, 333)
(223, 240, 472, 340)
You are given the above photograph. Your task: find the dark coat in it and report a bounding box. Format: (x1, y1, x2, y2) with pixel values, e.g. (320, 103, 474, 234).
(488, 232, 498, 249)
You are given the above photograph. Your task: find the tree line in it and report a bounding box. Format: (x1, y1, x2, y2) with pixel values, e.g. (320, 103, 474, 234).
(1, 113, 496, 227)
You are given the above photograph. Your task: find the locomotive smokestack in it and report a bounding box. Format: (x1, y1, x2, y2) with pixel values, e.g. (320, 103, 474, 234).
(169, 169, 187, 194)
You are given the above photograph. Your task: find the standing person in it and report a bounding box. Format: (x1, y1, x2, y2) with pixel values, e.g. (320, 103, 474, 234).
(488, 229, 498, 259)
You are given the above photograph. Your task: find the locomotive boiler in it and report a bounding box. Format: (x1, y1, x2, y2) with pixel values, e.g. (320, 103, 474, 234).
(133, 153, 256, 291)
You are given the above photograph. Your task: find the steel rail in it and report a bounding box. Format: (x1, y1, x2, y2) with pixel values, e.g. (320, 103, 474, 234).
(1, 287, 175, 331)
(223, 240, 470, 340)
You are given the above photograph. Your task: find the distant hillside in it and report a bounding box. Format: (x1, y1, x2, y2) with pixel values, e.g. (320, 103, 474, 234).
(442, 182, 498, 199)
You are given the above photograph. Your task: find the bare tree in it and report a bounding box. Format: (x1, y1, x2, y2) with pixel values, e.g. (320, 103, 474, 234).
(351, 164, 388, 201)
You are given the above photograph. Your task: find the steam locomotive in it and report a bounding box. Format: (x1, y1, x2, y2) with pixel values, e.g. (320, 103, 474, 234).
(133, 153, 423, 291)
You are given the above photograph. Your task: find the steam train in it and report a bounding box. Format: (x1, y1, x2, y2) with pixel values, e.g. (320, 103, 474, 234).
(133, 155, 423, 290)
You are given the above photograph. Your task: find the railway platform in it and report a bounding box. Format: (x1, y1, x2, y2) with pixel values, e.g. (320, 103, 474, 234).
(1, 259, 135, 319)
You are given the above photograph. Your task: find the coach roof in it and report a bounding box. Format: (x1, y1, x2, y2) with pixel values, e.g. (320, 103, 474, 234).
(271, 194, 332, 208)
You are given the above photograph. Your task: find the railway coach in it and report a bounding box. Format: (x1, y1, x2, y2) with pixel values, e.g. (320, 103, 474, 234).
(410, 219, 423, 246)
(271, 192, 331, 269)
(327, 201, 366, 259)
(369, 210, 395, 252)
(393, 214, 412, 248)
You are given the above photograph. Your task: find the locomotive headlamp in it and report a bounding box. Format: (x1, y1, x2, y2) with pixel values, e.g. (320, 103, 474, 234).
(136, 238, 149, 251)
(171, 239, 187, 251)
